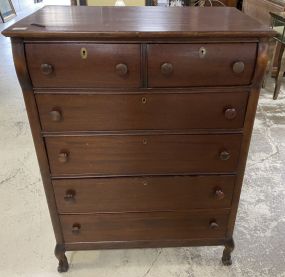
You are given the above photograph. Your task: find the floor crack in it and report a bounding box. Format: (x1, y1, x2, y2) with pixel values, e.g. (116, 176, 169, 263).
(0, 171, 18, 186)
(248, 149, 279, 168)
(249, 103, 280, 167)
(141, 249, 162, 277)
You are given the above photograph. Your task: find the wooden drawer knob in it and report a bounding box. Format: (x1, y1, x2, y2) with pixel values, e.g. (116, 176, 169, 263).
(41, 63, 53, 75)
(209, 220, 219, 230)
(49, 110, 62, 122)
(214, 188, 225, 200)
(64, 189, 76, 202)
(233, 61, 245, 74)
(58, 152, 68, 163)
(219, 151, 231, 161)
(72, 223, 81, 234)
(224, 108, 237, 120)
(115, 63, 128, 76)
(161, 62, 173, 75)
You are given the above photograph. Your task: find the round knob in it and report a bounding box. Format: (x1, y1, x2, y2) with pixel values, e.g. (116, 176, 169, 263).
(72, 223, 81, 234)
(161, 63, 173, 76)
(214, 188, 225, 200)
(224, 108, 237, 120)
(64, 189, 76, 202)
(233, 61, 245, 74)
(58, 152, 68, 163)
(49, 110, 62, 122)
(41, 63, 53, 75)
(209, 221, 219, 230)
(219, 151, 231, 161)
(115, 63, 128, 76)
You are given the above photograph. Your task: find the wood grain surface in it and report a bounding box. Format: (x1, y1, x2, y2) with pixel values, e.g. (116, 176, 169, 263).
(60, 210, 230, 243)
(54, 175, 236, 213)
(36, 91, 248, 131)
(148, 43, 257, 87)
(26, 43, 141, 88)
(45, 134, 242, 176)
(2, 6, 274, 39)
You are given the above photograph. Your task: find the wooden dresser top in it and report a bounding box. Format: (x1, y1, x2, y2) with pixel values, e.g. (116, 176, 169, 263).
(2, 6, 274, 39)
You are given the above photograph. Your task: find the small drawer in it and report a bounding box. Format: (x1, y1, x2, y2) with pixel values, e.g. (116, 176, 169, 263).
(147, 43, 257, 87)
(36, 91, 248, 132)
(54, 175, 235, 213)
(25, 43, 141, 88)
(60, 210, 230, 243)
(45, 134, 242, 176)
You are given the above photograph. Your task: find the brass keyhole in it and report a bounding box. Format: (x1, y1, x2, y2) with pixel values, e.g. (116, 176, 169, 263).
(142, 97, 147, 104)
(80, 47, 88, 59)
(199, 47, 207, 58)
(143, 138, 147, 145)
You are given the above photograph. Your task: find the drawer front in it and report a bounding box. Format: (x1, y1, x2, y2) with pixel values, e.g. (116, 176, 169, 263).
(60, 211, 229, 243)
(25, 43, 141, 88)
(54, 175, 235, 213)
(147, 43, 257, 87)
(36, 92, 248, 132)
(45, 134, 242, 176)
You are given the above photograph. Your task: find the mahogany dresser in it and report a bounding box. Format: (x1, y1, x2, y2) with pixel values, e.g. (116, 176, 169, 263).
(2, 6, 274, 272)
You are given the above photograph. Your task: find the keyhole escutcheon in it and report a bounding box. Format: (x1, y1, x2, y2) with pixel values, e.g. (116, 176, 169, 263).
(199, 47, 207, 58)
(81, 47, 88, 59)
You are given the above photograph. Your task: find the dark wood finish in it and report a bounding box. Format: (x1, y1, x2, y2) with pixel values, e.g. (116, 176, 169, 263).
(202, 0, 238, 6)
(36, 92, 248, 131)
(148, 43, 257, 87)
(243, 0, 285, 26)
(225, 40, 270, 239)
(25, 43, 141, 88)
(273, 43, 285, 99)
(45, 134, 242, 176)
(2, 6, 274, 39)
(53, 175, 236, 213)
(40, 63, 53, 75)
(64, 237, 227, 251)
(9, 38, 64, 245)
(243, 0, 285, 75)
(60, 210, 230, 243)
(222, 238, 235, 265)
(221, 0, 238, 6)
(54, 244, 68, 273)
(2, 6, 273, 272)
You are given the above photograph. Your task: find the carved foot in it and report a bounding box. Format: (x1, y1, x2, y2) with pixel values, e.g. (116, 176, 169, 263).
(222, 238, 235, 266)
(55, 244, 69, 273)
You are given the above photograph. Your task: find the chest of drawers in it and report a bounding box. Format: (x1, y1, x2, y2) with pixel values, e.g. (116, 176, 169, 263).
(2, 6, 274, 272)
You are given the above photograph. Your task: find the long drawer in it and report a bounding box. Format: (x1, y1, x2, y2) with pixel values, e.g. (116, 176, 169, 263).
(45, 134, 242, 176)
(54, 175, 235, 213)
(148, 43, 257, 87)
(36, 92, 248, 132)
(60, 210, 230, 243)
(25, 43, 141, 88)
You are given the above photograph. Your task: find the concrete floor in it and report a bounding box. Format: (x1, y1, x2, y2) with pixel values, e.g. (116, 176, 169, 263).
(0, 4, 285, 277)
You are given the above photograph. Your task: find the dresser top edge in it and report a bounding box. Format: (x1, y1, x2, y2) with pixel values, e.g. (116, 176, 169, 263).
(2, 6, 275, 39)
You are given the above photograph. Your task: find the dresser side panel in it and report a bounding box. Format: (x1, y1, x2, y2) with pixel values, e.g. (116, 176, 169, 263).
(10, 38, 64, 245)
(226, 39, 270, 238)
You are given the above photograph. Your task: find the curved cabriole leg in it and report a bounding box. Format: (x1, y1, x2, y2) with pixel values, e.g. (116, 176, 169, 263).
(222, 238, 235, 266)
(55, 244, 69, 273)
(273, 44, 285, 100)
